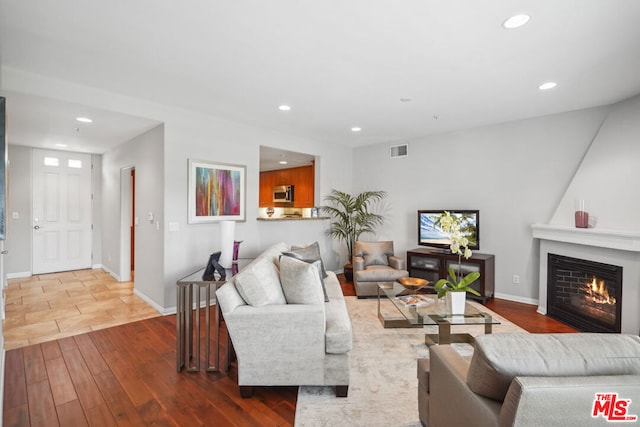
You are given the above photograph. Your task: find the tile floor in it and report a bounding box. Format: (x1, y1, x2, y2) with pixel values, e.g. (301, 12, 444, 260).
(3, 269, 161, 350)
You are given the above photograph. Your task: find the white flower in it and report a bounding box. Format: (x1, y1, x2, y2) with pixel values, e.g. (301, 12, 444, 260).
(439, 211, 473, 260)
(464, 247, 472, 259)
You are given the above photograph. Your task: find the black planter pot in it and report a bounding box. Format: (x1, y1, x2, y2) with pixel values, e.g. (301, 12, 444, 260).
(343, 263, 353, 282)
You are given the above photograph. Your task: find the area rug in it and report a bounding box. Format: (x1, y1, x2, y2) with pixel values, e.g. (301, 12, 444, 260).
(294, 296, 527, 427)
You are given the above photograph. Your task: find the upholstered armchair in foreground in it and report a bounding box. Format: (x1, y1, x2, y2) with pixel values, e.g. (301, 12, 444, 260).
(419, 333, 640, 427)
(352, 240, 409, 297)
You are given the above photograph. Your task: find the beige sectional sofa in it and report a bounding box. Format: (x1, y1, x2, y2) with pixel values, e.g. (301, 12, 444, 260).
(216, 242, 353, 398)
(419, 333, 640, 426)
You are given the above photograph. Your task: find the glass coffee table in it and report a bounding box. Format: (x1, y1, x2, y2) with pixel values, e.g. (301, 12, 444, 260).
(377, 282, 500, 346)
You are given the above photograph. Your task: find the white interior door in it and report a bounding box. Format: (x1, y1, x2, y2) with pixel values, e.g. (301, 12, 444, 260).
(32, 149, 92, 274)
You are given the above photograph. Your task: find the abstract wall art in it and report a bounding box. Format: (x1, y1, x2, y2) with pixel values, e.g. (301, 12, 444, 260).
(188, 159, 246, 223)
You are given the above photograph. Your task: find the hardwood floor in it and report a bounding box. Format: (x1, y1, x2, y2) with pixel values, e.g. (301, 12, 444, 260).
(4, 273, 575, 426)
(485, 297, 577, 334)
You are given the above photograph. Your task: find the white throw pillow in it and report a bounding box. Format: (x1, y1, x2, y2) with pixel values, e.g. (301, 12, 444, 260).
(234, 257, 286, 306)
(279, 256, 325, 304)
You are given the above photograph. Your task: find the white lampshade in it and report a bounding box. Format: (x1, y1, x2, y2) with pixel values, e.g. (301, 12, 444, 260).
(219, 220, 235, 268)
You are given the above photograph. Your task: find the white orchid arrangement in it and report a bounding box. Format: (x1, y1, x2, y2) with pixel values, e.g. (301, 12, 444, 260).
(434, 211, 481, 298)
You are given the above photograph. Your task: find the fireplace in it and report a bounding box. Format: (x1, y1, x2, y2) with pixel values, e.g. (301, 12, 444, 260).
(547, 253, 622, 333)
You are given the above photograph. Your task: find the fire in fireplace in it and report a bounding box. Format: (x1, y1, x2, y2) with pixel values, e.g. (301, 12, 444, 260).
(547, 254, 622, 333)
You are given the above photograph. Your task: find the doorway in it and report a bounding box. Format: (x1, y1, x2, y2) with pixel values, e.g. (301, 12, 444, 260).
(119, 166, 135, 282)
(32, 149, 92, 274)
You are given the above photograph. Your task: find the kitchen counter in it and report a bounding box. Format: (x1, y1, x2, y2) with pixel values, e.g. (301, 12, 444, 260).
(257, 216, 329, 221)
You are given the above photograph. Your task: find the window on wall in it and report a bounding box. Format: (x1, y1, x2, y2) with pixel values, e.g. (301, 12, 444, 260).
(68, 159, 83, 168)
(44, 157, 60, 167)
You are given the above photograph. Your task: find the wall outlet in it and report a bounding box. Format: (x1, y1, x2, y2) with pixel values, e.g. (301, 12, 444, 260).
(512, 274, 520, 284)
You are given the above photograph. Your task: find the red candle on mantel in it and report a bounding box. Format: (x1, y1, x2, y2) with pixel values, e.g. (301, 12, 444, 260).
(575, 210, 589, 228)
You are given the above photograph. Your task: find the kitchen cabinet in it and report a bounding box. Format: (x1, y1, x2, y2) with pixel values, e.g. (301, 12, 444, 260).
(259, 164, 314, 208)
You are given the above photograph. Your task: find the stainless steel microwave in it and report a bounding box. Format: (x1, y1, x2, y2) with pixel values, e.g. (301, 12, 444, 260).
(273, 185, 294, 203)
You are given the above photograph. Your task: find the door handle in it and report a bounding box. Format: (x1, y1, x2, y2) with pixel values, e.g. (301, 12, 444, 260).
(34, 225, 41, 230)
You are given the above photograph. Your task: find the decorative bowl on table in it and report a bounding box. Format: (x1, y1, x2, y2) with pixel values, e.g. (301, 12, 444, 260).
(397, 277, 429, 293)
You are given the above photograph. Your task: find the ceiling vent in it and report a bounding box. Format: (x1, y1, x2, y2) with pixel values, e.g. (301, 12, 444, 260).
(390, 144, 408, 158)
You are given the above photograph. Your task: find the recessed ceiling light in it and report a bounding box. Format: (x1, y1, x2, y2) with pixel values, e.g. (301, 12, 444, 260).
(351, 127, 362, 132)
(55, 143, 68, 148)
(279, 160, 288, 165)
(538, 81, 557, 90)
(503, 14, 530, 29)
(76, 117, 93, 123)
(278, 105, 291, 111)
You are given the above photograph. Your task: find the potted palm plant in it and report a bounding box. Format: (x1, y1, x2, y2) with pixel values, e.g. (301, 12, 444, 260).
(322, 189, 386, 281)
(433, 211, 481, 314)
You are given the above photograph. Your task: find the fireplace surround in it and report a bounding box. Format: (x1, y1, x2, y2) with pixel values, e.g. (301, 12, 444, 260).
(533, 224, 640, 335)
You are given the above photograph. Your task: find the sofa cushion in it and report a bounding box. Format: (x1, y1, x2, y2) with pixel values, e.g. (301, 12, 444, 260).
(288, 241, 328, 278)
(280, 253, 329, 302)
(279, 256, 326, 305)
(467, 333, 640, 401)
(356, 241, 393, 266)
(324, 301, 353, 354)
(234, 257, 286, 306)
(355, 265, 409, 282)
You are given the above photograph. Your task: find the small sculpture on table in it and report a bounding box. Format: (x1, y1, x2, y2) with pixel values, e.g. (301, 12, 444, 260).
(203, 251, 226, 281)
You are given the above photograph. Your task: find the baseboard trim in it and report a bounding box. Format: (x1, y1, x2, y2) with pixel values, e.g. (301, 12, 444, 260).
(0, 346, 5, 424)
(132, 289, 168, 315)
(6, 271, 31, 279)
(100, 265, 121, 282)
(493, 292, 539, 306)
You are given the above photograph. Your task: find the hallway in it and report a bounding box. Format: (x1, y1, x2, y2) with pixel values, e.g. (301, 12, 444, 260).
(3, 269, 161, 350)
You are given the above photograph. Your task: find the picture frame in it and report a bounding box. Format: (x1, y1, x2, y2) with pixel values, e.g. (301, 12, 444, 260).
(0, 97, 6, 240)
(188, 159, 246, 223)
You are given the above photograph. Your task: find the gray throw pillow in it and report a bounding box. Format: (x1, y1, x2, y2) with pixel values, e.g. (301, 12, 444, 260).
(287, 241, 328, 278)
(280, 254, 329, 302)
(279, 256, 325, 305)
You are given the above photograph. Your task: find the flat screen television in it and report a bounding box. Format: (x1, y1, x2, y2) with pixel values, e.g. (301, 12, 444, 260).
(418, 210, 480, 251)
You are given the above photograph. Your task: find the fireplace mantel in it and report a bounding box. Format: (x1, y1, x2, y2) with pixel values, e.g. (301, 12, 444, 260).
(532, 224, 640, 252)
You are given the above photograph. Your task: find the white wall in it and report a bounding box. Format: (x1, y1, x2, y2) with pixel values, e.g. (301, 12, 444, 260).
(550, 94, 640, 230)
(353, 106, 611, 303)
(102, 125, 165, 306)
(1, 68, 353, 311)
(5, 145, 31, 275)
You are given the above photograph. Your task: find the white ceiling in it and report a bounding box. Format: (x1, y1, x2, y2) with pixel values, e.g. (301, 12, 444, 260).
(1, 0, 640, 154)
(260, 146, 315, 172)
(0, 90, 160, 153)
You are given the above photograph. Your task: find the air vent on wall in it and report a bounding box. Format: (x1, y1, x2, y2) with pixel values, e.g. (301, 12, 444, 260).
(390, 144, 408, 158)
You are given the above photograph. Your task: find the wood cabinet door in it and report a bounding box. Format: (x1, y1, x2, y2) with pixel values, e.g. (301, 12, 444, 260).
(292, 165, 314, 207)
(259, 171, 275, 207)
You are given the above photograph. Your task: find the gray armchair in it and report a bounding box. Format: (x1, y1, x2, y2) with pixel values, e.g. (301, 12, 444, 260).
(352, 240, 409, 297)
